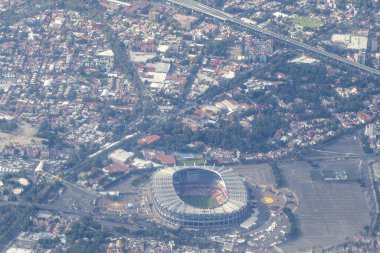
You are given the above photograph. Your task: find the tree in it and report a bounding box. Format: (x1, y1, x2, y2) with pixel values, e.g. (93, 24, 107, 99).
(65, 216, 107, 253)
(0, 206, 35, 247)
(283, 207, 299, 239)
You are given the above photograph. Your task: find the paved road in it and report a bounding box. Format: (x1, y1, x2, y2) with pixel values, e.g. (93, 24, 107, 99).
(0, 200, 84, 215)
(62, 131, 140, 176)
(167, 0, 380, 76)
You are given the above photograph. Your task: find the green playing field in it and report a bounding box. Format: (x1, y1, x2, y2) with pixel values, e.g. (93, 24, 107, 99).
(290, 16, 323, 28)
(180, 195, 219, 209)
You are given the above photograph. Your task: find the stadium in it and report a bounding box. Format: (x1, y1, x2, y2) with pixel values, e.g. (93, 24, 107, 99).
(151, 166, 250, 228)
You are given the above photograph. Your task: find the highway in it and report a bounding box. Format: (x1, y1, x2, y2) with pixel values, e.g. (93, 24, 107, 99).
(105, 0, 132, 6)
(166, 0, 380, 76)
(88, 132, 140, 159)
(62, 131, 140, 176)
(311, 149, 378, 157)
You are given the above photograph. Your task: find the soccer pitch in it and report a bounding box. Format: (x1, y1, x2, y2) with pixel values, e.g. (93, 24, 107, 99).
(291, 16, 323, 28)
(181, 195, 218, 209)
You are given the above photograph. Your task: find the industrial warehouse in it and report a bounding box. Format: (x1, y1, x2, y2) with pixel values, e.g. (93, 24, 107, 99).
(150, 166, 250, 228)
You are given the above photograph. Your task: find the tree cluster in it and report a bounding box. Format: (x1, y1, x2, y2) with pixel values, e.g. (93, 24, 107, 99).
(0, 205, 35, 248)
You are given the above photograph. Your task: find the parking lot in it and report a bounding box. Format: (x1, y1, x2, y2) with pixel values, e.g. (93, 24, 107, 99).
(280, 161, 370, 252)
(233, 163, 275, 186)
(309, 159, 362, 182)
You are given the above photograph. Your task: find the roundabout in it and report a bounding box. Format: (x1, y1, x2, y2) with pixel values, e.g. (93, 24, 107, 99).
(260, 196, 274, 205)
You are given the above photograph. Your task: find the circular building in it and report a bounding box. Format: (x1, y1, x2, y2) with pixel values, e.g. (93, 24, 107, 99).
(151, 166, 250, 228)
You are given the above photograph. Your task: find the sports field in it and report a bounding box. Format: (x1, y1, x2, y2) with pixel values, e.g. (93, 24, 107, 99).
(181, 195, 218, 209)
(290, 16, 322, 28)
(176, 158, 207, 166)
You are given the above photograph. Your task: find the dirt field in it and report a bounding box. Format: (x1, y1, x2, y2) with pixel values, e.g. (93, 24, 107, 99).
(0, 122, 43, 149)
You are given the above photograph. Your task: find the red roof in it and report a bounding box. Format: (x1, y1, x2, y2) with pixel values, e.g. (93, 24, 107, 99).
(154, 154, 176, 165)
(103, 163, 130, 173)
(138, 134, 161, 145)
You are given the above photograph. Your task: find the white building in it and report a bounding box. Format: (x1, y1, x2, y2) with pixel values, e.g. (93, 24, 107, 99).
(108, 149, 134, 164)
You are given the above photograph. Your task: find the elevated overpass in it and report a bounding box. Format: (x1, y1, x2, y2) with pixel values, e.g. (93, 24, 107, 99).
(167, 0, 380, 76)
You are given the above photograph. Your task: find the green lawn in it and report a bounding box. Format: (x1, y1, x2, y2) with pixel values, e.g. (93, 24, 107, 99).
(290, 16, 323, 28)
(176, 158, 207, 166)
(181, 195, 218, 209)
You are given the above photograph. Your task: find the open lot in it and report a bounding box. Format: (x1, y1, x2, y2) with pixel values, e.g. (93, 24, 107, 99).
(317, 134, 364, 155)
(233, 163, 275, 186)
(107, 171, 153, 194)
(0, 122, 43, 150)
(280, 161, 370, 252)
(53, 182, 95, 213)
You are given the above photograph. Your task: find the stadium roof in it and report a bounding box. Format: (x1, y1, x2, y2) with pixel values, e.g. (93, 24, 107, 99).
(152, 166, 248, 215)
